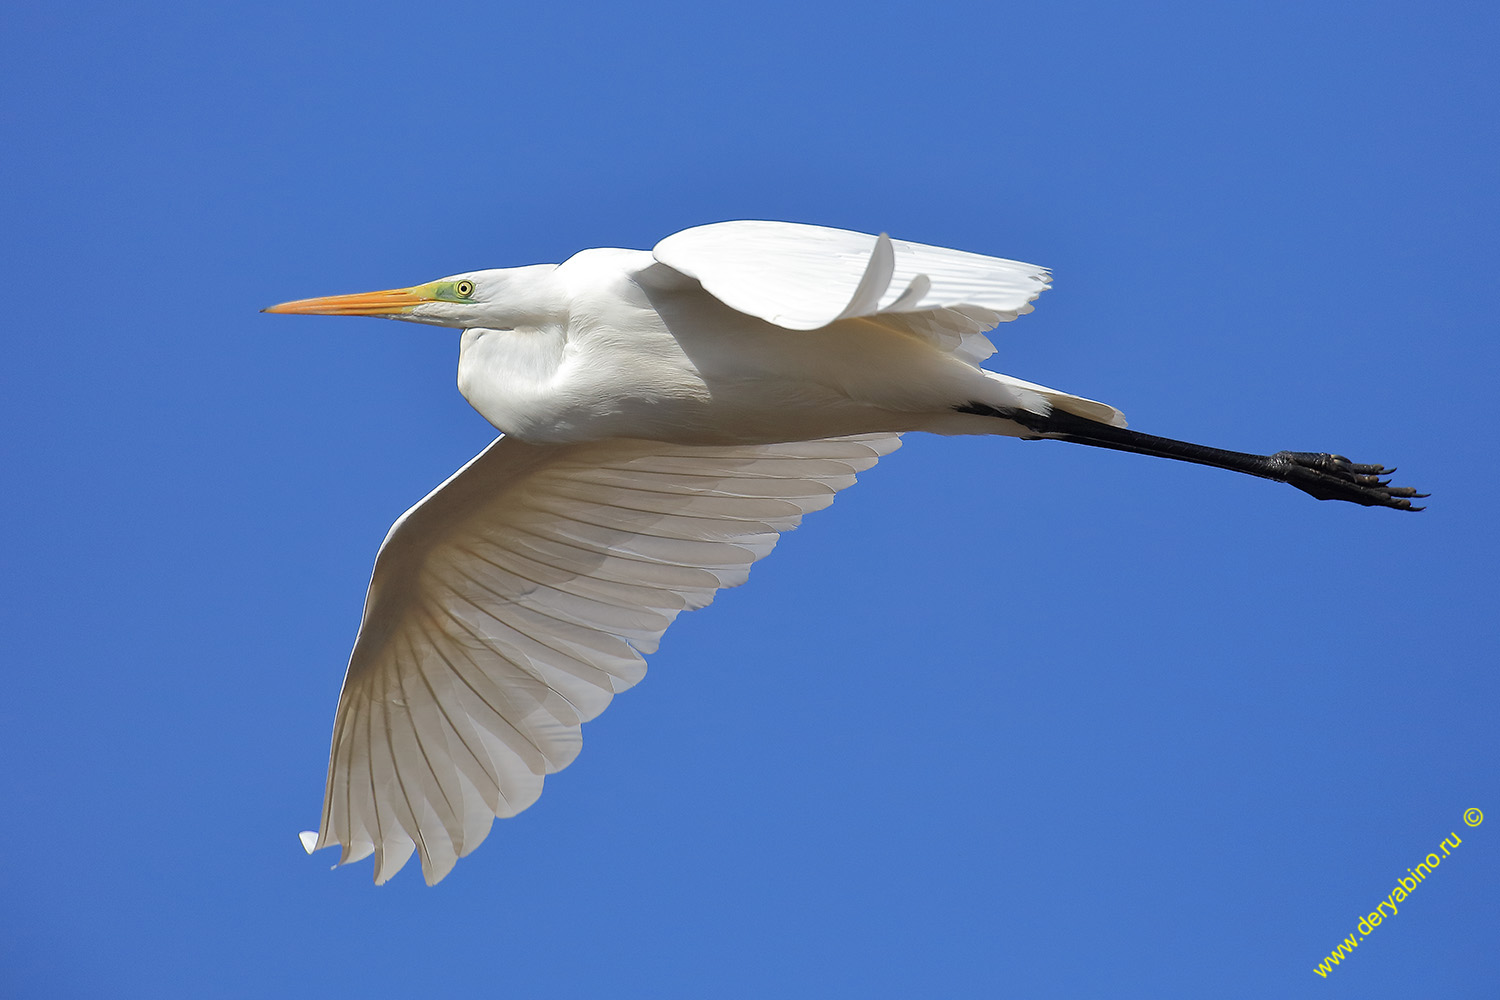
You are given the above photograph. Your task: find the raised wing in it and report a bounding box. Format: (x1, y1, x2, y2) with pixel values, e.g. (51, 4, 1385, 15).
(652, 220, 1052, 363)
(302, 432, 900, 884)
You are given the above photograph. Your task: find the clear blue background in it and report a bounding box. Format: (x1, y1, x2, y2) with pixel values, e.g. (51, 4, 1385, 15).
(3, 2, 1495, 996)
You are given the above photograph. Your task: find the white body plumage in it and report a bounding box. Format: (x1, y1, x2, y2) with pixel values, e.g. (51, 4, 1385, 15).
(452, 228, 1124, 445)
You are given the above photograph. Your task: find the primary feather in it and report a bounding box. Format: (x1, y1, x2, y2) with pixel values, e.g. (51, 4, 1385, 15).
(308, 433, 900, 884)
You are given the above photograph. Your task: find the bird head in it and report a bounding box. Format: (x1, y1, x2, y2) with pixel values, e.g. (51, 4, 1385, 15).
(264, 266, 559, 329)
(263, 273, 493, 327)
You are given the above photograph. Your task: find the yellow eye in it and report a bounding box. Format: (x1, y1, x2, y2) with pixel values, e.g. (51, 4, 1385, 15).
(455, 279, 475, 298)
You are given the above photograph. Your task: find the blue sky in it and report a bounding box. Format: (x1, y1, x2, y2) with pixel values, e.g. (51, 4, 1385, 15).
(2, 1, 1496, 996)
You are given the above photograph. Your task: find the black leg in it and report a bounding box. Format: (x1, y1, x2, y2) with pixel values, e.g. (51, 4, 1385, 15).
(957, 403, 1427, 511)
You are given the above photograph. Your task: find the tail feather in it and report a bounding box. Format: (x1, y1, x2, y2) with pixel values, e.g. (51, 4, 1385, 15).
(983, 371, 1126, 427)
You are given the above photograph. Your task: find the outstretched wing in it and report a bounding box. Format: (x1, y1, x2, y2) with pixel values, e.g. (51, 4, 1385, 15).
(652, 220, 1052, 363)
(302, 432, 901, 884)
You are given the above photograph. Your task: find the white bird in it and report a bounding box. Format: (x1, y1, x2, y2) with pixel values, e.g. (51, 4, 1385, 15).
(266, 220, 1422, 884)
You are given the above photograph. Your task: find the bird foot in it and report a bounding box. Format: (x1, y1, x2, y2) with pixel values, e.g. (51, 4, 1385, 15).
(1270, 451, 1427, 511)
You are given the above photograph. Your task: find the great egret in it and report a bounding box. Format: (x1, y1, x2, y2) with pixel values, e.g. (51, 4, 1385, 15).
(265, 220, 1423, 884)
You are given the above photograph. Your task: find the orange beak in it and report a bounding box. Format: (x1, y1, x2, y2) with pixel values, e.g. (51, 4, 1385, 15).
(262, 286, 434, 316)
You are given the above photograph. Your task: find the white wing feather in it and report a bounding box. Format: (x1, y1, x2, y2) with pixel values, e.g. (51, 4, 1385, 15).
(653, 220, 1052, 363)
(304, 432, 900, 884)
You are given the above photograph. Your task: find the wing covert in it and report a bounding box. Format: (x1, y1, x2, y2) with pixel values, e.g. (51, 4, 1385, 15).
(653, 220, 1052, 362)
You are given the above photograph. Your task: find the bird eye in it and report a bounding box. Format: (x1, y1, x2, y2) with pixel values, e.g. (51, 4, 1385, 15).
(455, 280, 475, 298)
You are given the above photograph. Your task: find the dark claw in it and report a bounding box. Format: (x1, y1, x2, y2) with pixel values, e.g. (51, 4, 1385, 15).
(1269, 451, 1426, 511)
